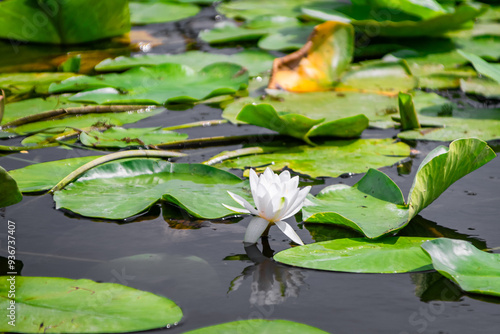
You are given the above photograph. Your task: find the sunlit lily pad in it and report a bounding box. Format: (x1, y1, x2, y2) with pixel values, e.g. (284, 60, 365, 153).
(422, 239, 500, 297)
(0, 166, 22, 207)
(214, 138, 410, 178)
(458, 50, 500, 83)
(0, 0, 130, 44)
(53, 161, 252, 220)
(303, 138, 495, 238)
(95, 50, 275, 76)
(184, 319, 329, 334)
(274, 237, 435, 273)
(223, 90, 447, 129)
(235, 103, 368, 144)
(460, 77, 500, 98)
(79, 127, 188, 148)
(0, 276, 182, 333)
(257, 25, 315, 51)
(49, 63, 248, 105)
(130, 0, 199, 25)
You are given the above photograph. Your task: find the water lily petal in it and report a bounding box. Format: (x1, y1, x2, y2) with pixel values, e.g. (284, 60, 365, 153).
(249, 169, 259, 201)
(227, 191, 258, 215)
(263, 167, 275, 186)
(222, 203, 250, 214)
(279, 170, 291, 183)
(282, 186, 311, 220)
(275, 221, 304, 245)
(244, 217, 270, 244)
(271, 196, 287, 222)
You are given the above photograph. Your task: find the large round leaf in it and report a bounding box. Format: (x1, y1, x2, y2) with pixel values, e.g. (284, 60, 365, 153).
(79, 127, 188, 148)
(215, 139, 410, 178)
(53, 161, 252, 220)
(130, 0, 199, 25)
(274, 237, 435, 273)
(49, 63, 248, 105)
(0, 166, 22, 207)
(422, 239, 500, 297)
(0, 276, 182, 333)
(184, 319, 328, 334)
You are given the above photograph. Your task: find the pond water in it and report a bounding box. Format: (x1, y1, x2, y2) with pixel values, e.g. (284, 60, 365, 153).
(1, 5, 500, 334)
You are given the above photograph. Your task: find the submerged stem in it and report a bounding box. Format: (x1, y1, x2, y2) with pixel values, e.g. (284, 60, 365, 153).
(49, 149, 186, 193)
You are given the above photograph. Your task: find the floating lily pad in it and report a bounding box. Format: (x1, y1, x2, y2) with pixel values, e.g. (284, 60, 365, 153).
(460, 77, 500, 98)
(49, 63, 248, 105)
(0, 72, 77, 96)
(458, 50, 500, 83)
(9, 156, 102, 192)
(302, 3, 486, 37)
(130, 0, 199, 25)
(184, 319, 328, 334)
(215, 138, 410, 178)
(79, 127, 188, 148)
(0, 166, 22, 207)
(95, 50, 275, 76)
(0, 276, 182, 333)
(422, 238, 500, 297)
(0, 0, 130, 44)
(235, 103, 368, 144)
(397, 103, 500, 142)
(257, 25, 315, 51)
(53, 160, 252, 220)
(223, 90, 446, 129)
(302, 138, 495, 238)
(274, 237, 435, 273)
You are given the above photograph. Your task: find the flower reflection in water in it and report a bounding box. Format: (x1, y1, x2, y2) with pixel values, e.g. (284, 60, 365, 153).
(227, 239, 308, 306)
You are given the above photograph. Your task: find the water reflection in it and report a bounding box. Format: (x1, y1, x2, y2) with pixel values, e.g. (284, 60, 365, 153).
(227, 239, 308, 306)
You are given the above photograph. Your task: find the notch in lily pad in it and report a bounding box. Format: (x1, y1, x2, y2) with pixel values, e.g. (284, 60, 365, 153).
(302, 138, 496, 238)
(236, 103, 369, 144)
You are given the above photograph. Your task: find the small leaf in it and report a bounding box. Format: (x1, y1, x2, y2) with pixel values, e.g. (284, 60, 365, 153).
(274, 237, 435, 273)
(0, 166, 22, 207)
(0, 276, 182, 333)
(79, 127, 188, 148)
(398, 92, 421, 130)
(422, 238, 500, 297)
(458, 50, 500, 84)
(184, 319, 329, 334)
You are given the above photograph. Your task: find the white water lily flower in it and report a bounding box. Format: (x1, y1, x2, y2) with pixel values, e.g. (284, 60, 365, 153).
(223, 168, 311, 245)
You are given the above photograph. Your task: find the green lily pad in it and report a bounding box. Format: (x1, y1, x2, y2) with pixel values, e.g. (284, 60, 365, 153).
(422, 239, 500, 297)
(49, 63, 248, 105)
(0, 166, 22, 207)
(184, 319, 328, 334)
(0, 0, 130, 44)
(351, 0, 446, 20)
(458, 50, 500, 83)
(274, 237, 435, 273)
(9, 156, 102, 193)
(79, 127, 188, 148)
(53, 160, 252, 220)
(95, 50, 275, 76)
(302, 3, 486, 37)
(257, 25, 315, 51)
(460, 77, 500, 98)
(1, 96, 84, 125)
(11, 107, 163, 135)
(397, 104, 500, 142)
(130, 0, 199, 25)
(199, 16, 300, 44)
(302, 138, 495, 238)
(235, 103, 368, 144)
(0, 276, 182, 333)
(0, 72, 77, 96)
(215, 138, 410, 178)
(223, 90, 447, 129)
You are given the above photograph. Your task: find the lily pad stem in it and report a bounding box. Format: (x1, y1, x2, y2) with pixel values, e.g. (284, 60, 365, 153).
(162, 119, 228, 131)
(49, 149, 186, 193)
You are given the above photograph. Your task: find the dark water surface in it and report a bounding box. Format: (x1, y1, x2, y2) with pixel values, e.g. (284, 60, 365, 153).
(1, 6, 500, 334)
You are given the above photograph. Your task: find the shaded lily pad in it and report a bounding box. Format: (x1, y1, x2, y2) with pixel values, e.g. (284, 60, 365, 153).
(223, 90, 447, 129)
(0, 0, 130, 44)
(0, 166, 22, 207)
(0, 72, 77, 96)
(49, 63, 248, 105)
(184, 319, 328, 334)
(79, 127, 188, 148)
(0, 276, 182, 333)
(215, 138, 410, 178)
(302, 138, 495, 238)
(95, 50, 275, 76)
(53, 160, 252, 220)
(235, 103, 368, 144)
(130, 0, 200, 25)
(422, 238, 500, 297)
(274, 237, 435, 273)
(9, 156, 102, 192)
(257, 25, 315, 51)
